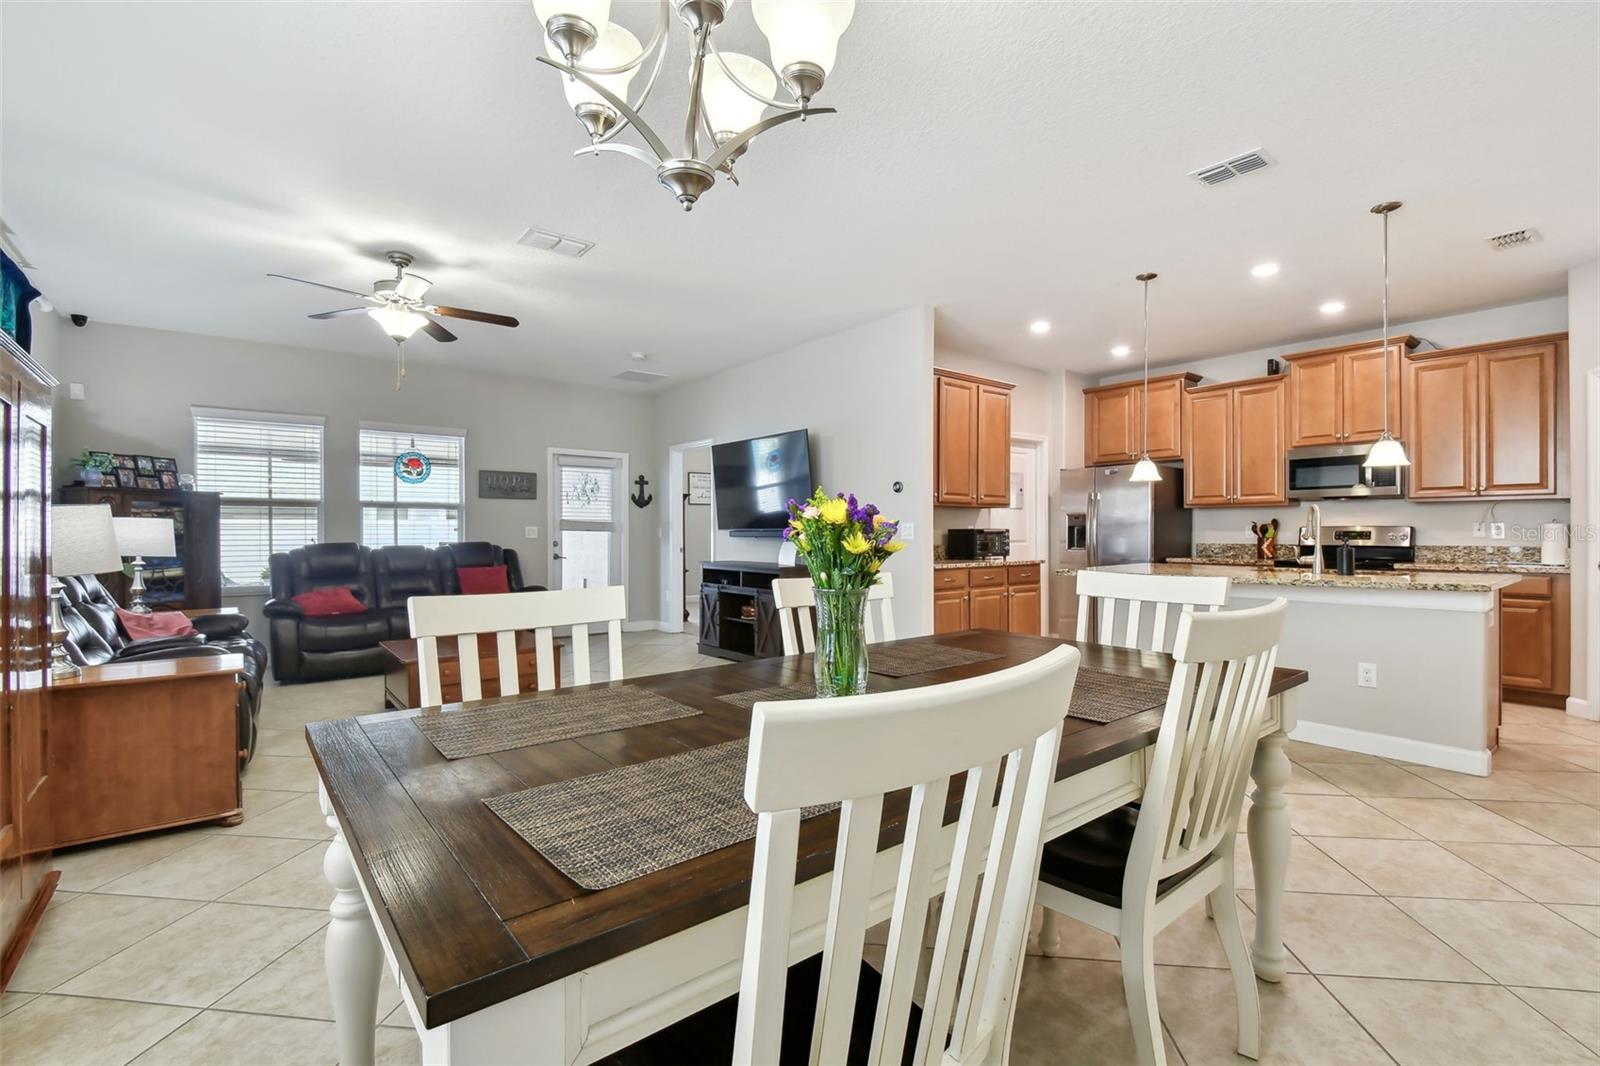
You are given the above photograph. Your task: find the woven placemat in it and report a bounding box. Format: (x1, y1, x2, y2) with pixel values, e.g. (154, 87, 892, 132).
(867, 643, 1004, 678)
(413, 685, 703, 759)
(484, 738, 836, 890)
(1067, 668, 1171, 723)
(715, 683, 815, 711)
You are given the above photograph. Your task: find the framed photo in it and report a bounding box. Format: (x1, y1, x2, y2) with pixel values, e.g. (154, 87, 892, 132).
(687, 471, 712, 505)
(151, 456, 178, 473)
(159, 471, 179, 490)
(135, 455, 157, 475)
(112, 453, 136, 470)
(115, 468, 139, 489)
(135, 475, 161, 490)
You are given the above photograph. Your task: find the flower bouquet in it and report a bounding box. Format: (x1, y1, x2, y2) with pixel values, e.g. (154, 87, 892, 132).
(784, 487, 904, 696)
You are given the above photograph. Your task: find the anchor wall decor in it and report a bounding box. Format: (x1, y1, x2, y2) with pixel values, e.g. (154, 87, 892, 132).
(631, 474, 654, 509)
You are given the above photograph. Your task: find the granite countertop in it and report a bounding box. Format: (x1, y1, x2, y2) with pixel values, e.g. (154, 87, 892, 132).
(1166, 555, 1569, 576)
(1055, 561, 1519, 593)
(933, 558, 1045, 570)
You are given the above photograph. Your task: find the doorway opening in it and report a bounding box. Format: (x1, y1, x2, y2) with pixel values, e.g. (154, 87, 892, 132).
(666, 438, 715, 635)
(996, 433, 1050, 622)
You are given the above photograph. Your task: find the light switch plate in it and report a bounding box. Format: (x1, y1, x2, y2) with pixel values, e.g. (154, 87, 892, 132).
(68, 382, 85, 400)
(899, 521, 915, 541)
(524, 526, 539, 539)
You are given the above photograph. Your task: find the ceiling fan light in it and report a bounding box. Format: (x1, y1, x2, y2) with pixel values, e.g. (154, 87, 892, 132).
(701, 51, 775, 137)
(752, 0, 854, 92)
(394, 272, 431, 302)
(1363, 435, 1411, 469)
(546, 23, 642, 113)
(368, 307, 427, 341)
(1129, 457, 1163, 483)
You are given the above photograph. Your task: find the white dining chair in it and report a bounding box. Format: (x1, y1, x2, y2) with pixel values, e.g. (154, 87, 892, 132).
(771, 572, 896, 656)
(406, 585, 627, 705)
(1075, 570, 1231, 653)
(1037, 598, 1287, 1066)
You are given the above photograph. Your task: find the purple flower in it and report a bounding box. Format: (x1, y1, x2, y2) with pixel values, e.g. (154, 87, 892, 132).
(781, 527, 793, 540)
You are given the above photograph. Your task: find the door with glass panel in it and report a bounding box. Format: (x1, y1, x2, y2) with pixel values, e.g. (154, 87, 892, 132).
(551, 452, 623, 590)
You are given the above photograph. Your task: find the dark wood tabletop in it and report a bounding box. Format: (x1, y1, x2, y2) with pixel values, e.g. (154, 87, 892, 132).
(306, 631, 1307, 1029)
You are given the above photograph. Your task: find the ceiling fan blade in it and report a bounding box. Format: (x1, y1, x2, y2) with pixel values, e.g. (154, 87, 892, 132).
(267, 273, 375, 301)
(395, 272, 432, 301)
(428, 305, 519, 328)
(308, 307, 371, 320)
(422, 317, 457, 343)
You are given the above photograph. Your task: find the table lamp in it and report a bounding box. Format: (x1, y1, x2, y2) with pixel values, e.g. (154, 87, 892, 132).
(113, 516, 177, 613)
(48, 504, 122, 678)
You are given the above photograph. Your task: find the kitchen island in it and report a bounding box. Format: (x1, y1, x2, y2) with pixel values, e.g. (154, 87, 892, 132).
(1057, 562, 1519, 774)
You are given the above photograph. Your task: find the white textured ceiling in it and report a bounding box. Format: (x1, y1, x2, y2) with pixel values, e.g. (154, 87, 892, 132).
(3, 2, 1596, 387)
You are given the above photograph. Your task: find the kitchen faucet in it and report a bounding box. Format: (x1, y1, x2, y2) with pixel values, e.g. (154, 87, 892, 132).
(1303, 503, 1323, 578)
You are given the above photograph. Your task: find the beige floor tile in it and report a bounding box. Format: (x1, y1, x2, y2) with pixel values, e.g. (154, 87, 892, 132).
(1443, 842, 1600, 905)
(1042, 901, 1304, 972)
(1241, 891, 1490, 982)
(0, 994, 197, 1066)
(1513, 987, 1600, 1055)
(99, 835, 318, 901)
(1233, 835, 1373, 895)
(130, 1009, 334, 1065)
(52, 831, 206, 892)
(215, 928, 402, 1022)
(1495, 744, 1600, 772)
(1009, 957, 1186, 1064)
(1280, 794, 1419, 838)
(1552, 718, 1600, 743)
(1504, 703, 1573, 727)
(8, 892, 202, 992)
(241, 754, 322, 791)
(1576, 847, 1600, 862)
(1501, 722, 1600, 747)
(1410, 764, 1568, 801)
(1550, 905, 1600, 936)
(1322, 976, 1597, 1065)
(209, 792, 334, 842)
(1282, 762, 1348, 795)
(0, 990, 38, 1016)
(1308, 837, 1525, 900)
(1515, 772, 1600, 807)
(381, 1001, 413, 1028)
(1394, 897, 1600, 991)
(1155, 968, 1390, 1065)
(1543, 746, 1600, 771)
(1363, 797, 1550, 843)
(254, 727, 313, 757)
(58, 901, 328, 1007)
(1286, 740, 1382, 765)
(1297, 761, 1456, 798)
(222, 845, 332, 909)
(1476, 800, 1600, 846)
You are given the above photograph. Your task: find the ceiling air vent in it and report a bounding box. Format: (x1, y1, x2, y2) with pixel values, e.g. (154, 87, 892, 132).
(613, 368, 669, 384)
(1189, 149, 1274, 187)
(1485, 228, 1540, 249)
(515, 226, 594, 258)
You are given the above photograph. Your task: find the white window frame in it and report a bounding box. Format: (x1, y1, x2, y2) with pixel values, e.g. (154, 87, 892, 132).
(191, 405, 326, 593)
(358, 421, 468, 549)
(547, 447, 629, 596)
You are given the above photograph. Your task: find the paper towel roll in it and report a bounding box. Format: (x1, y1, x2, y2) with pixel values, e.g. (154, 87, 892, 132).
(1541, 522, 1569, 567)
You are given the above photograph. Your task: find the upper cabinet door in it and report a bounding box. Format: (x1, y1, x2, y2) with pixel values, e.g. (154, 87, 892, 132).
(1233, 378, 1288, 505)
(1085, 386, 1134, 466)
(1404, 352, 1478, 498)
(1143, 378, 1186, 459)
(1287, 352, 1343, 446)
(1480, 343, 1558, 496)
(935, 374, 978, 504)
(1342, 343, 1403, 443)
(975, 384, 1012, 506)
(1183, 387, 1235, 506)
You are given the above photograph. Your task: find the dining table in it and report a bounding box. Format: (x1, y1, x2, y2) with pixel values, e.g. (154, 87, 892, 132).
(307, 630, 1307, 1066)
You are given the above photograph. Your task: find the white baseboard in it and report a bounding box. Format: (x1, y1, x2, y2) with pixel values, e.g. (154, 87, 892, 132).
(1290, 720, 1492, 777)
(1567, 696, 1597, 722)
(623, 620, 668, 633)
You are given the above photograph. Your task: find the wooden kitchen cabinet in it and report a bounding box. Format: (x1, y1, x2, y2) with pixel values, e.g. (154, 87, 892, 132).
(1181, 375, 1287, 507)
(1501, 574, 1570, 706)
(1285, 337, 1411, 447)
(934, 369, 1013, 506)
(933, 588, 969, 634)
(1403, 334, 1564, 500)
(968, 585, 1009, 631)
(932, 563, 1042, 635)
(1083, 373, 1201, 466)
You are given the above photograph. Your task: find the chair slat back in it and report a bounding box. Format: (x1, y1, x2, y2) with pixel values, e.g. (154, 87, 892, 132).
(407, 586, 627, 704)
(1075, 570, 1231, 653)
(733, 644, 1080, 1066)
(771, 573, 897, 657)
(1128, 599, 1287, 889)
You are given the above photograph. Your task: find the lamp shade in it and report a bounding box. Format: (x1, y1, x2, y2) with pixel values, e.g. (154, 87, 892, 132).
(49, 504, 121, 577)
(546, 23, 642, 110)
(113, 516, 176, 559)
(752, 0, 855, 77)
(1363, 436, 1411, 469)
(1129, 457, 1163, 483)
(702, 52, 775, 136)
(367, 306, 427, 341)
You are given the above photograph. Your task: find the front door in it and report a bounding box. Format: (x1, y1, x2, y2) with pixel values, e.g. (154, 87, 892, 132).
(550, 452, 623, 590)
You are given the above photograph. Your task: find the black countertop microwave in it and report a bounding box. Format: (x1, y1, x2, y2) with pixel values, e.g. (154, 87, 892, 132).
(946, 528, 1010, 560)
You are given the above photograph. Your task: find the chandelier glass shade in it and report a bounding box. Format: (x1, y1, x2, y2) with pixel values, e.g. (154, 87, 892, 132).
(367, 306, 428, 341)
(532, 0, 854, 210)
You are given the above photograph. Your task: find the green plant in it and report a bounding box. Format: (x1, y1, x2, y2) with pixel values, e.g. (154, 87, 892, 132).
(74, 451, 114, 473)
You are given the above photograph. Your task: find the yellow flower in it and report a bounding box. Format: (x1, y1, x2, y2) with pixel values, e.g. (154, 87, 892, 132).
(795, 533, 809, 551)
(867, 558, 882, 573)
(883, 540, 905, 553)
(873, 514, 892, 528)
(818, 498, 848, 524)
(788, 518, 805, 532)
(842, 530, 872, 554)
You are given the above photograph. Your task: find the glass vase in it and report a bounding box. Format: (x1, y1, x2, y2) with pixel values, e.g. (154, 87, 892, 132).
(813, 587, 869, 697)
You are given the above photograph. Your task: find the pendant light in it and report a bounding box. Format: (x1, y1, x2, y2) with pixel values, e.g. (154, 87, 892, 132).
(1364, 201, 1410, 468)
(1129, 271, 1163, 483)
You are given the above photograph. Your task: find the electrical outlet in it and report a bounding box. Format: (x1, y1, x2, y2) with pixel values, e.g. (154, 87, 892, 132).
(1357, 662, 1378, 688)
(899, 521, 915, 541)
(1490, 522, 1506, 540)
(524, 525, 539, 539)
(1473, 522, 1487, 538)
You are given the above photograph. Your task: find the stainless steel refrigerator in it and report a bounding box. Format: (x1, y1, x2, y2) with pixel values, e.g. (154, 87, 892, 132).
(1051, 462, 1191, 638)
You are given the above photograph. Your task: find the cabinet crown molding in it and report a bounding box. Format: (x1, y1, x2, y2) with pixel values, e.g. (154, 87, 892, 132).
(1403, 331, 1569, 362)
(1282, 334, 1418, 362)
(933, 367, 1016, 390)
(1082, 371, 1202, 395)
(1184, 372, 1284, 395)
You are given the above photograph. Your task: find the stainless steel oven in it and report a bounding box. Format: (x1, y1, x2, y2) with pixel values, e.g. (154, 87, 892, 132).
(1286, 443, 1406, 500)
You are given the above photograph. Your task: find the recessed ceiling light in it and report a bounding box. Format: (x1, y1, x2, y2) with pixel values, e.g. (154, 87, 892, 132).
(1029, 320, 1051, 335)
(1319, 300, 1346, 315)
(1110, 344, 1131, 358)
(1250, 262, 1280, 278)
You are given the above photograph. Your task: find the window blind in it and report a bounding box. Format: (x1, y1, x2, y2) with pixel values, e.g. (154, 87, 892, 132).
(359, 426, 465, 548)
(193, 412, 324, 588)
(559, 460, 617, 525)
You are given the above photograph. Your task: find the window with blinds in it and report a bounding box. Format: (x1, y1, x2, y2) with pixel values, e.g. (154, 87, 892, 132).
(359, 425, 465, 548)
(192, 410, 324, 589)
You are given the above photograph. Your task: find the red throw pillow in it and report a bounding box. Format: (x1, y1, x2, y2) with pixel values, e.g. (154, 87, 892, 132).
(292, 586, 367, 617)
(116, 607, 197, 641)
(457, 565, 510, 595)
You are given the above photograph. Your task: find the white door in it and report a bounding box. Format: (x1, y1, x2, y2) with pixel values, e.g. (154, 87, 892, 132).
(997, 442, 1041, 561)
(550, 452, 624, 590)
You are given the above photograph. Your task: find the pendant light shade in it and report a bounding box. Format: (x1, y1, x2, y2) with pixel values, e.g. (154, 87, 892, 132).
(1364, 200, 1410, 469)
(1129, 457, 1163, 483)
(753, 0, 856, 80)
(1129, 271, 1162, 483)
(702, 52, 777, 137)
(1363, 436, 1410, 469)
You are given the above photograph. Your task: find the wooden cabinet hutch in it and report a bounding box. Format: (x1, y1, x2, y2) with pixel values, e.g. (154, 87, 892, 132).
(934, 369, 1014, 506)
(55, 486, 222, 609)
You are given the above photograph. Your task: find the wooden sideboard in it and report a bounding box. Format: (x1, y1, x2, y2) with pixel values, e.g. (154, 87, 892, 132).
(56, 485, 223, 609)
(697, 561, 807, 661)
(932, 563, 1041, 636)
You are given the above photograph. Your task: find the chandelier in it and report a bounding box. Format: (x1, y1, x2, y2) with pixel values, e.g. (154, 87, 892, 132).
(532, 0, 854, 210)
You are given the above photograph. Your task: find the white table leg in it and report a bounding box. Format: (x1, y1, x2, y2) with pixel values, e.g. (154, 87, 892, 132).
(321, 783, 383, 1066)
(1037, 906, 1063, 956)
(1247, 693, 1294, 983)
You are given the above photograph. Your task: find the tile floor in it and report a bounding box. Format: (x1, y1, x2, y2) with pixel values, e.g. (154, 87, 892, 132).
(5, 637, 1597, 1065)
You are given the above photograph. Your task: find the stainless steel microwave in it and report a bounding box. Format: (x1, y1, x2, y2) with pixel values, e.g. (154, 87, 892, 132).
(1285, 443, 1406, 500)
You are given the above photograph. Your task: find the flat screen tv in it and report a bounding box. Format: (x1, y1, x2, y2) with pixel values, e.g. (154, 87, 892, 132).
(711, 429, 814, 534)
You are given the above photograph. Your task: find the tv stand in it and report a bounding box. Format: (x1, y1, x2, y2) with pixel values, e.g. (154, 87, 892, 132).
(697, 560, 805, 662)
